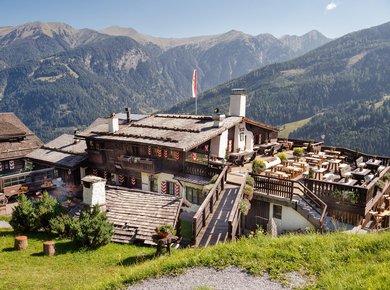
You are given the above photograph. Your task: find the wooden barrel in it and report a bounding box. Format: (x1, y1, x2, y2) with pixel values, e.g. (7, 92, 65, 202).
(14, 236, 28, 250)
(43, 241, 55, 256)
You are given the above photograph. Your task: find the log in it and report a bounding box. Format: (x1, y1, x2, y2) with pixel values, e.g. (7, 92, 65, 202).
(14, 236, 28, 250)
(43, 241, 55, 256)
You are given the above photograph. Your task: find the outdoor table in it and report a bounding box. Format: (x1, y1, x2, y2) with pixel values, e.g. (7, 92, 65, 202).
(338, 178, 358, 186)
(366, 159, 382, 170)
(328, 159, 342, 172)
(351, 168, 371, 180)
(314, 168, 327, 180)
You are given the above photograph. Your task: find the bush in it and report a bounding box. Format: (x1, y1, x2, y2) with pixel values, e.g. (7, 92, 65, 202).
(384, 173, 390, 182)
(10, 194, 38, 233)
(71, 205, 113, 248)
(246, 175, 254, 187)
(276, 152, 288, 161)
(35, 191, 64, 233)
(308, 168, 314, 179)
(155, 224, 174, 234)
(238, 199, 251, 215)
(293, 147, 304, 157)
(376, 180, 385, 190)
(252, 159, 266, 174)
(50, 214, 76, 238)
(243, 184, 254, 200)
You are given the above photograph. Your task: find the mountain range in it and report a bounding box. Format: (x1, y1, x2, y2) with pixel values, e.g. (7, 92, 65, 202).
(169, 21, 390, 155)
(0, 22, 330, 141)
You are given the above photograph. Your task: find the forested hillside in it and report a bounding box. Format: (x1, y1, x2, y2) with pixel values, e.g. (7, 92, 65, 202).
(0, 22, 329, 141)
(169, 21, 390, 155)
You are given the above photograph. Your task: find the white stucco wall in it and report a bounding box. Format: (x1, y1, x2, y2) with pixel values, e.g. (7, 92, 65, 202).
(83, 179, 106, 206)
(229, 94, 246, 117)
(210, 130, 229, 158)
(269, 202, 314, 233)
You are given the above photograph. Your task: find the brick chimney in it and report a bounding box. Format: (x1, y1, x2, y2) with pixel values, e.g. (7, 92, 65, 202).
(229, 88, 247, 117)
(109, 112, 119, 133)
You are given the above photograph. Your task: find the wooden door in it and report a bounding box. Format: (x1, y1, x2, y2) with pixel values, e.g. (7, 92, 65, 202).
(245, 200, 270, 232)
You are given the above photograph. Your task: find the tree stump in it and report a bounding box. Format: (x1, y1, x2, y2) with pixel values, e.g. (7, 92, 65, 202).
(14, 236, 28, 250)
(43, 241, 55, 256)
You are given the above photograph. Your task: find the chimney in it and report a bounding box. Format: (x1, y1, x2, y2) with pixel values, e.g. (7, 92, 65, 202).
(212, 108, 225, 128)
(109, 112, 119, 133)
(229, 88, 247, 117)
(82, 175, 107, 210)
(125, 107, 131, 124)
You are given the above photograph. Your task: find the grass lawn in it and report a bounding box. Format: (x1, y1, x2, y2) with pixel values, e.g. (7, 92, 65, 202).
(1, 229, 390, 289)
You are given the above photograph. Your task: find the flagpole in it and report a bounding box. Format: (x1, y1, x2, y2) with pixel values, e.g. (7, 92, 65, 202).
(195, 94, 197, 115)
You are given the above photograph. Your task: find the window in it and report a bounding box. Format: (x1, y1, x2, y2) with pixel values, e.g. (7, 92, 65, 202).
(150, 177, 158, 192)
(186, 187, 205, 205)
(273, 205, 282, 219)
(164, 181, 175, 195)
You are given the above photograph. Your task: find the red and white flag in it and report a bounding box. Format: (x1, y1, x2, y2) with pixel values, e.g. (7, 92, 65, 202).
(192, 69, 197, 98)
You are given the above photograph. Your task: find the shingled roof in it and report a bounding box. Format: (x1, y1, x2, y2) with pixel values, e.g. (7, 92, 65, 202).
(77, 114, 243, 151)
(0, 113, 43, 161)
(26, 134, 87, 169)
(105, 186, 182, 245)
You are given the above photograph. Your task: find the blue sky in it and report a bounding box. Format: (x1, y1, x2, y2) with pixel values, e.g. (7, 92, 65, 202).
(1, 0, 389, 38)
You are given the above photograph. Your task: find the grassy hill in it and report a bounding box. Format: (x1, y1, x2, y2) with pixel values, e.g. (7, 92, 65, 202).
(1, 228, 389, 289)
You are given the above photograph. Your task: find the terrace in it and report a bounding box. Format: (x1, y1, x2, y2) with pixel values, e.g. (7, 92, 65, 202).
(250, 138, 390, 228)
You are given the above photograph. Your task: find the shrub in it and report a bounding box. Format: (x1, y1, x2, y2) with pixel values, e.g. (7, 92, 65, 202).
(293, 147, 304, 157)
(308, 168, 314, 179)
(155, 224, 174, 234)
(276, 152, 288, 161)
(238, 199, 251, 215)
(50, 214, 76, 238)
(246, 175, 254, 187)
(383, 173, 390, 182)
(10, 194, 38, 233)
(35, 191, 64, 233)
(70, 205, 113, 248)
(243, 184, 254, 200)
(252, 159, 266, 174)
(376, 180, 385, 190)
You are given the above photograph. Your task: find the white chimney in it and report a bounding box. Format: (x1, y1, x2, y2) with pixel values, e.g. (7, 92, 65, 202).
(82, 175, 106, 208)
(109, 112, 119, 133)
(229, 88, 247, 117)
(212, 108, 225, 128)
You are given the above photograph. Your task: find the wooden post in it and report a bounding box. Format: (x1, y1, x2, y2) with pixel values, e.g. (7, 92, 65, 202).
(43, 241, 55, 256)
(14, 236, 28, 250)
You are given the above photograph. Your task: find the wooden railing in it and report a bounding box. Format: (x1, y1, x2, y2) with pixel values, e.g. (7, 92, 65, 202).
(251, 174, 327, 229)
(228, 172, 248, 241)
(192, 166, 228, 246)
(184, 162, 222, 179)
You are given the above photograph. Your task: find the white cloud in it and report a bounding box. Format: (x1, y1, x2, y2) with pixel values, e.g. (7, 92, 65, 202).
(325, 2, 337, 11)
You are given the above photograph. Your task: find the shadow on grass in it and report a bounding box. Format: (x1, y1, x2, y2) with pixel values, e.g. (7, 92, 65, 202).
(118, 252, 156, 266)
(2, 247, 15, 252)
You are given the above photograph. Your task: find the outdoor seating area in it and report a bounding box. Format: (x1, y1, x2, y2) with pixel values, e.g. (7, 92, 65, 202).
(254, 142, 385, 188)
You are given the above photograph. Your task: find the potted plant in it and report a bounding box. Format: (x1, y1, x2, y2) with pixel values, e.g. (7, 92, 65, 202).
(238, 199, 251, 215)
(155, 224, 174, 238)
(276, 152, 288, 165)
(252, 159, 266, 174)
(293, 147, 304, 161)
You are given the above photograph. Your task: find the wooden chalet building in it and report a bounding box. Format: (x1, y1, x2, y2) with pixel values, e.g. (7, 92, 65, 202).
(76, 89, 278, 211)
(26, 134, 88, 185)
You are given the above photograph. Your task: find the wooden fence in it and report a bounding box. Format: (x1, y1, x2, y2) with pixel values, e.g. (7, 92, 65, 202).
(227, 172, 248, 241)
(192, 166, 228, 246)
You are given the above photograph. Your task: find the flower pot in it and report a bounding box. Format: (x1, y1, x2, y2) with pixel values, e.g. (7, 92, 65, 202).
(155, 231, 169, 238)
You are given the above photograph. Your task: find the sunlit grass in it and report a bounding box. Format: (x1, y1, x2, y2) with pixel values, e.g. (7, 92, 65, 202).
(1, 229, 390, 289)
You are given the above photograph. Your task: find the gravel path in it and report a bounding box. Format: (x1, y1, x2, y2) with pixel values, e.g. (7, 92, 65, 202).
(128, 266, 309, 290)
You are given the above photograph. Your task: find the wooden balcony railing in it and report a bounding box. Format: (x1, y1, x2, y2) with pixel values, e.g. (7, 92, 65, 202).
(252, 174, 327, 230)
(192, 166, 228, 246)
(184, 162, 222, 179)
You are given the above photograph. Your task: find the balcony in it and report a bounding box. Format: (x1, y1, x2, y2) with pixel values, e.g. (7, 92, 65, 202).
(118, 155, 161, 173)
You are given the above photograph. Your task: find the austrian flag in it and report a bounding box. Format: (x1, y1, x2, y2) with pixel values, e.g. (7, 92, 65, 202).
(192, 69, 197, 98)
